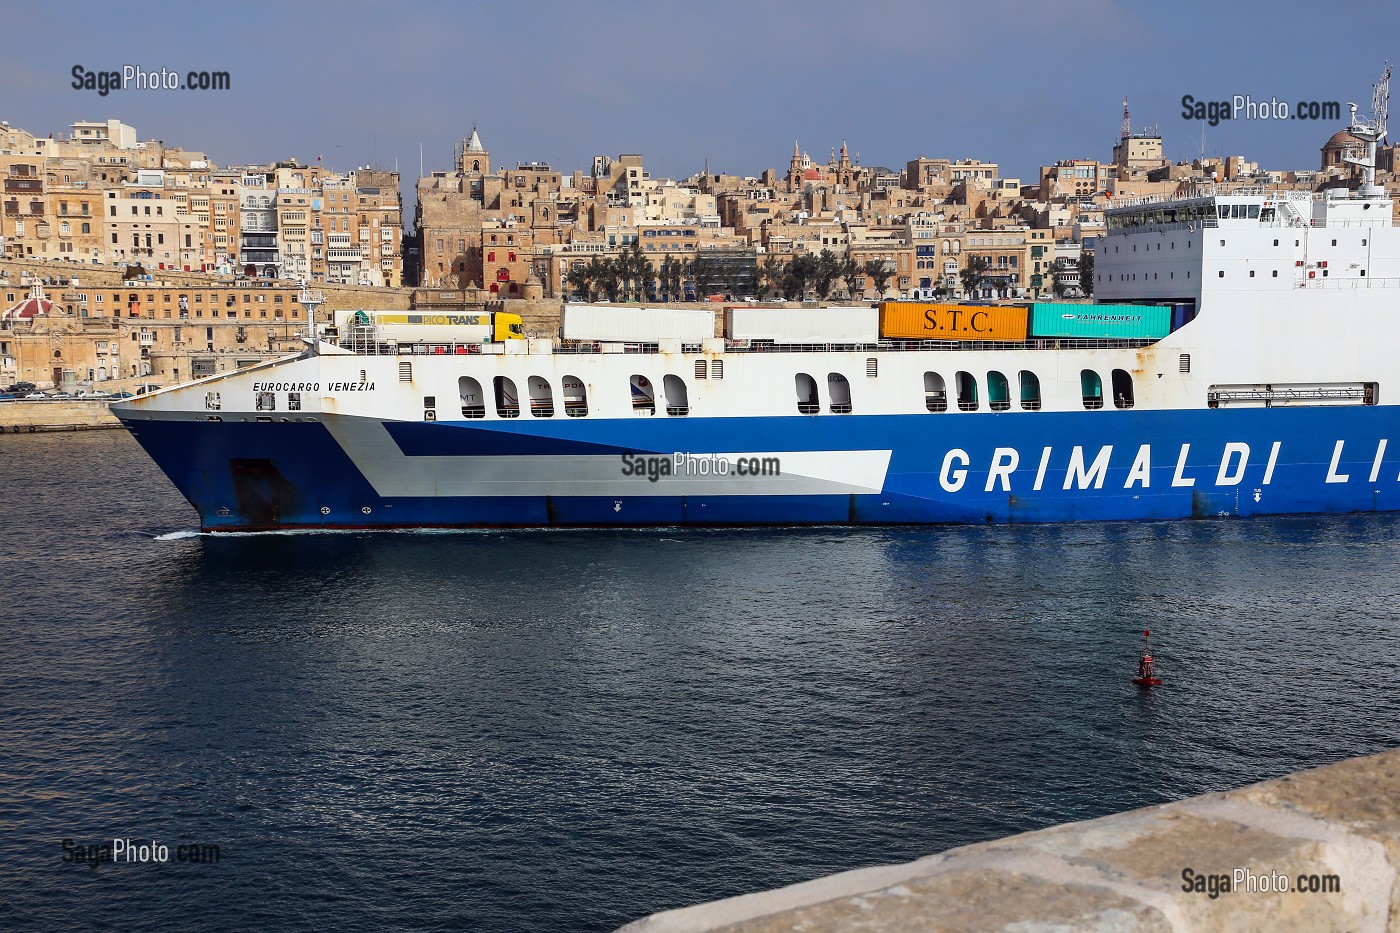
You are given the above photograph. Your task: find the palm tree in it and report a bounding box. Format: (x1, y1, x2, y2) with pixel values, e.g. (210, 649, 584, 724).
(862, 259, 893, 298)
(693, 253, 716, 299)
(960, 256, 992, 297)
(584, 255, 610, 302)
(813, 249, 842, 300)
(1078, 252, 1095, 297)
(658, 254, 680, 302)
(759, 255, 786, 299)
(598, 258, 622, 303)
(565, 262, 591, 301)
(838, 257, 863, 300)
(783, 253, 818, 300)
(616, 241, 650, 301)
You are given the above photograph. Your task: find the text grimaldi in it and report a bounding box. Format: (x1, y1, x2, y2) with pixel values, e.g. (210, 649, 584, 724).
(935, 439, 1389, 493)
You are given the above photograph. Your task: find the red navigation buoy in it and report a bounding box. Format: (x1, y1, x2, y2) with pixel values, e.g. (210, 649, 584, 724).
(1133, 628, 1163, 687)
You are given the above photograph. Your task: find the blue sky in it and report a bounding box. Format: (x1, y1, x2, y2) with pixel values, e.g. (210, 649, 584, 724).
(4, 1, 1396, 216)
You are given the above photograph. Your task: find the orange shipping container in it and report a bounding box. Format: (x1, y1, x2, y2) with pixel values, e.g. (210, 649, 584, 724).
(878, 302, 1028, 341)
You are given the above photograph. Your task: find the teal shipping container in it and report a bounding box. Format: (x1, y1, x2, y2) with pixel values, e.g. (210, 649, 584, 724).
(1028, 302, 1172, 339)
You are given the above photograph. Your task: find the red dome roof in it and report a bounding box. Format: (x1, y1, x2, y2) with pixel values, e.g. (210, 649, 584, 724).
(2, 295, 53, 320)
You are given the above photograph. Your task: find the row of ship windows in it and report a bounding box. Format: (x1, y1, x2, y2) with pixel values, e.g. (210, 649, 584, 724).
(1117, 236, 1364, 251)
(1107, 269, 1353, 282)
(443, 367, 1142, 420)
(798, 368, 1135, 414)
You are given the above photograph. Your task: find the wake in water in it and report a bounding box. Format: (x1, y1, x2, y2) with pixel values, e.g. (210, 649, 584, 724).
(151, 526, 512, 540)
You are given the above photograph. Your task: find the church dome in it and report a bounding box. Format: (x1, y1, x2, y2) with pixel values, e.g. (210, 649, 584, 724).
(2, 285, 54, 320)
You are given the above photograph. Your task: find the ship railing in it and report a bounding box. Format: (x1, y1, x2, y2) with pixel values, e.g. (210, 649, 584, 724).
(1297, 276, 1400, 288)
(1307, 218, 1393, 228)
(1107, 186, 1321, 212)
(1209, 386, 1370, 403)
(339, 337, 1162, 357)
(811, 338, 1157, 352)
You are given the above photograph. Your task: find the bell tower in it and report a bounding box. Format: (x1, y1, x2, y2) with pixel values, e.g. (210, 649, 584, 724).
(460, 125, 490, 176)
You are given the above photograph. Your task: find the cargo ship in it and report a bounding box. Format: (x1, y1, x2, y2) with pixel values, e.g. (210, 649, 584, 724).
(115, 94, 1400, 530)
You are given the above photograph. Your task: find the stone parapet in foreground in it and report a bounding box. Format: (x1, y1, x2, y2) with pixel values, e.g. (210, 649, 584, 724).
(1, 400, 121, 433)
(620, 748, 1400, 932)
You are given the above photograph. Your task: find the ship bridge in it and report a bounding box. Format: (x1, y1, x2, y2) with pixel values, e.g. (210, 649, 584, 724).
(1097, 184, 1399, 306)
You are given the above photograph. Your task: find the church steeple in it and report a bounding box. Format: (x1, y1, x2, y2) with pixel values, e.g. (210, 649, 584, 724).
(460, 124, 489, 175)
(787, 140, 805, 192)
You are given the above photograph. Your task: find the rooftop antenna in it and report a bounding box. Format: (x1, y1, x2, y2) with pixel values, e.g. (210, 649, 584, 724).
(1120, 97, 1131, 141)
(1344, 61, 1390, 195)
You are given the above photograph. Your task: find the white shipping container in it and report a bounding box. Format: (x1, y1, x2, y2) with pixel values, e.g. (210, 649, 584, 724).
(561, 304, 714, 343)
(724, 306, 879, 343)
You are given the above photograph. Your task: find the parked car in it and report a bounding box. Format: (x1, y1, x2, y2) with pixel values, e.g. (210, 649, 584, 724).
(23, 392, 47, 399)
(4, 382, 36, 393)
(48, 392, 74, 399)
(77, 391, 112, 399)
(0, 393, 17, 401)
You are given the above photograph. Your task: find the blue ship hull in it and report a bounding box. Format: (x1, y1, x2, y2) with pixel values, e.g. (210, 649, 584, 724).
(119, 405, 1400, 530)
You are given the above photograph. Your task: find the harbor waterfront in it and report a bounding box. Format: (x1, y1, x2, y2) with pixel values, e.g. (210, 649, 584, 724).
(3, 430, 1400, 931)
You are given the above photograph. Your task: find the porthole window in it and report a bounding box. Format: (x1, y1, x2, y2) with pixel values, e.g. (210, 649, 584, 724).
(629, 374, 655, 414)
(955, 371, 978, 412)
(1019, 371, 1041, 411)
(494, 376, 520, 418)
(796, 373, 819, 414)
(562, 375, 588, 417)
(663, 374, 689, 416)
(1112, 370, 1134, 409)
(458, 376, 485, 419)
(827, 373, 852, 414)
(923, 372, 947, 412)
(987, 371, 1010, 411)
(527, 375, 554, 418)
(1081, 370, 1104, 410)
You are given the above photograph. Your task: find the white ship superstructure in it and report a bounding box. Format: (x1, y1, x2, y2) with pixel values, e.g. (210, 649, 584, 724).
(114, 69, 1400, 530)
